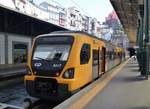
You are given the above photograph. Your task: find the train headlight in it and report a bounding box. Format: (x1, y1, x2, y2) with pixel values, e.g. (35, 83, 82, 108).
(26, 66, 32, 75)
(63, 68, 74, 79)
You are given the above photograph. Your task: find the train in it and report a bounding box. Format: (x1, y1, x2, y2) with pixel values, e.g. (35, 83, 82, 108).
(24, 31, 125, 101)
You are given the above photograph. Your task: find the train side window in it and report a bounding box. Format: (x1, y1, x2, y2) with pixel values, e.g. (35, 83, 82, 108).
(80, 44, 91, 64)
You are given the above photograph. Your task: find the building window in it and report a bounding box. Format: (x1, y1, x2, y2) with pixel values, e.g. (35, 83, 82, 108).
(80, 44, 91, 64)
(13, 43, 28, 64)
(70, 20, 75, 27)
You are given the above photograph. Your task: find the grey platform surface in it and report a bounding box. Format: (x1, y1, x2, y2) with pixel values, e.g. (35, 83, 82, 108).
(84, 59, 150, 109)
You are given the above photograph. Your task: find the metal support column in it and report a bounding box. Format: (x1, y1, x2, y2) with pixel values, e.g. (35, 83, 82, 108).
(144, 0, 149, 77)
(4, 11, 8, 64)
(137, 17, 145, 75)
(136, 22, 141, 72)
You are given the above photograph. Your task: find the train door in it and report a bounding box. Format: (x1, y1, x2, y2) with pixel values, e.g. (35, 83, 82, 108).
(101, 47, 106, 73)
(92, 49, 99, 79)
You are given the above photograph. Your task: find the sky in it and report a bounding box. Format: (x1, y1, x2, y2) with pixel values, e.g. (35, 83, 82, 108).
(33, 0, 114, 23)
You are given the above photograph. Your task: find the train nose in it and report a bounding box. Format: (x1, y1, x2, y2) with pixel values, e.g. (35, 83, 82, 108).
(34, 78, 58, 94)
(36, 82, 48, 91)
(36, 82, 49, 91)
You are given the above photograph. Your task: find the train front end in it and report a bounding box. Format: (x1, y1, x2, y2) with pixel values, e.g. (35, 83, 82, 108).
(24, 34, 75, 101)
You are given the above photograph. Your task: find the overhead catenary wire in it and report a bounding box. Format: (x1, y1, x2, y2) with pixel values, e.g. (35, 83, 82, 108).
(69, 0, 91, 16)
(51, 0, 91, 16)
(51, 0, 65, 9)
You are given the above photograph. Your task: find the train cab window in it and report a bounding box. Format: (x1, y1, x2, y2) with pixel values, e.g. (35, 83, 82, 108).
(33, 44, 71, 61)
(80, 44, 91, 64)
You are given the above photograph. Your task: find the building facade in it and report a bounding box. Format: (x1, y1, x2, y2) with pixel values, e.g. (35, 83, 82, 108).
(105, 11, 129, 48)
(81, 15, 89, 32)
(0, 0, 103, 65)
(39, 2, 67, 27)
(66, 7, 82, 30)
(100, 24, 112, 41)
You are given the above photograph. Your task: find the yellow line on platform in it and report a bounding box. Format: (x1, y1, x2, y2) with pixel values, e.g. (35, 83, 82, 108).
(68, 60, 129, 109)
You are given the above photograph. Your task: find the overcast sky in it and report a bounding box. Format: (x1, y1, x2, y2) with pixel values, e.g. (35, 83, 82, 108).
(34, 0, 114, 23)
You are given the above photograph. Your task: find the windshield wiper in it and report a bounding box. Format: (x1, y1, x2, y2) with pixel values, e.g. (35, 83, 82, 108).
(53, 53, 62, 60)
(34, 57, 49, 62)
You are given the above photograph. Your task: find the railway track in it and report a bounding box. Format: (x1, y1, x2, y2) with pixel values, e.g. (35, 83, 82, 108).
(0, 82, 63, 109)
(0, 62, 122, 109)
(0, 70, 62, 109)
(0, 74, 103, 109)
(27, 100, 62, 109)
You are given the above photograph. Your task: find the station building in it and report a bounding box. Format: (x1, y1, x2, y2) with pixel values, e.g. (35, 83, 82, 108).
(0, 5, 66, 65)
(0, 32, 31, 64)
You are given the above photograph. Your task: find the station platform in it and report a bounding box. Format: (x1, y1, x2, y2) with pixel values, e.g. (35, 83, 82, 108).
(55, 58, 150, 109)
(0, 64, 26, 81)
(83, 59, 150, 109)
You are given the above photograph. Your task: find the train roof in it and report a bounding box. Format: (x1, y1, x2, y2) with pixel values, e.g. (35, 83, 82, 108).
(51, 31, 106, 41)
(51, 30, 117, 47)
(36, 30, 121, 48)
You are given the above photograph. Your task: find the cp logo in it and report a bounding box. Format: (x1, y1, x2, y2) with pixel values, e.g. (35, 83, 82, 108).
(34, 63, 42, 67)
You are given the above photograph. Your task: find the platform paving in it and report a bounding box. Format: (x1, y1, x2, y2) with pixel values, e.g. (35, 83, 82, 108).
(84, 59, 150, 109)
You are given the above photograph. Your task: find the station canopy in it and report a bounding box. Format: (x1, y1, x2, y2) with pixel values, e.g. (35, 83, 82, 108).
(110, 0, 144, 44)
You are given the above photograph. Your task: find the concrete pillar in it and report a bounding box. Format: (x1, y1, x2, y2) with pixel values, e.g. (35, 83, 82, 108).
(0, 33, 5, 64)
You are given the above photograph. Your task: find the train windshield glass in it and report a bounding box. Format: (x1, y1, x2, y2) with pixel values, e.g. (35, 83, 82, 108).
(33, 44, 71, 61)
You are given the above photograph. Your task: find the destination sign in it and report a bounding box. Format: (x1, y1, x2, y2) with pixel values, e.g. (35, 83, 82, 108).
(36, 36, 74, 44)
